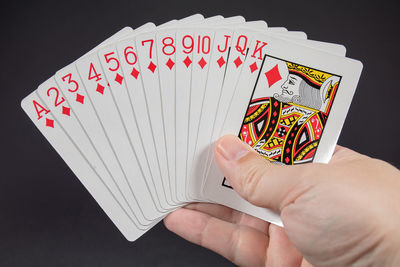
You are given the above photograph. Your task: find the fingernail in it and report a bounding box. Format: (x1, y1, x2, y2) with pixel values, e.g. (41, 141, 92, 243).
(216, 135, 251, 161)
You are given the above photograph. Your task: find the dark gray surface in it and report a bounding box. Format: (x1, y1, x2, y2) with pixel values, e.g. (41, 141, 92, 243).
(1, 0, 399, 266)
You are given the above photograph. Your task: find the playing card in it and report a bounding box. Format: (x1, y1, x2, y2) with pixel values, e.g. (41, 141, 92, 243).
(183, 17, 248, 201)
(199, 29, 348, 197)
(113, 15, 207, 208)
(174, 15, 227, 202)
(156, 15, 236, 203)
(21, 87, 152, 240)
(21, 14, 364, 242)
(54, 66, 148, 221)
(56, 25, 166, 225)
(98, 16, 204, 210)
(187, 23, 272, 201)
(116, 21, 181, 210)
(135, 27, 183, 206)
(155, 15, 210, 204)
(203, 33, 363, 225)
(188, 28, 272, 199)
(157, 15, 207, 204)
(75, 43, 163, 222)
(97, 25, 177, 214)
(22, 25, 175, 241)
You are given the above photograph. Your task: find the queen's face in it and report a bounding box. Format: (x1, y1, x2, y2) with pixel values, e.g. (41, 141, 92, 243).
(281, 74, 301, 96)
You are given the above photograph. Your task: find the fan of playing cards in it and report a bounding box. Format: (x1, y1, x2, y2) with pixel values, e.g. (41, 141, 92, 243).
(21, 14, 363, 241)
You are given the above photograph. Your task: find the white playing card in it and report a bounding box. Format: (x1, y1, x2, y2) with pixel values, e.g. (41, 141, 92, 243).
(203, 33, 363, 225)
(171, 16, 245, 202)
(155, 30, 181, 203)
(126, 21, 184, 207)
(75, 45, 162, 223)
(197, 30, 271, 199)
(184, 17, 248, 201)
(135, 28, 182, 206)
(155, 15, 208, 204)
(21, 91, 147, 241)
(37, 76, 153, 224)
(132, 15, 227, 205)
(200, 29, 348, 197)
(116, 21, 181, 210)
(97, 25, 173, 213)
(113, 15, 206, 208)
(186, 20, 276, 201)
(157, 15, 207, 204)
(186, 28, 235, 201)
(53, 68, 148, 225)
(55, 25, 162, 227)
(25, 27, 172, 239)
(188, 22, 273, 201)
(174, 16, 227, 203)
(184, 28, 216, 200)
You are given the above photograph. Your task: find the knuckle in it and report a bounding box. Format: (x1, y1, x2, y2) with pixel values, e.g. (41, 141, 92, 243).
(228, 226, 243, 264)
(239, 161, 264, 203)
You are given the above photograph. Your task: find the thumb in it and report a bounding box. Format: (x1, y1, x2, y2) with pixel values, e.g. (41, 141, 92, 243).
(214, 135, 317, 212)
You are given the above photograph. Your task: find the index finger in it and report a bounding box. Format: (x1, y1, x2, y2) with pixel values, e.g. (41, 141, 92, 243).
(164, 207, 269, 266)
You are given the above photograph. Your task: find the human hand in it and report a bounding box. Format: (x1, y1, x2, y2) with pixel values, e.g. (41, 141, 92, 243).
(164, 135, 400, 266)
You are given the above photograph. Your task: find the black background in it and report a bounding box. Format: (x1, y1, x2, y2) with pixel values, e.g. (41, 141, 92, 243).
(1, 0, 399, 266)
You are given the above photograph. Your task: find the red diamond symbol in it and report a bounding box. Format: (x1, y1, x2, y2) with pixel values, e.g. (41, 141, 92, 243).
(265, 64, 282, 87)
(273, 111, 277, 117)
(286, 148, 290, 153)
(76, 93, 84, 104)
(115, 73, 123, 85)
(183, 56, 192, 68)
(45, 118, 54, 128)
(217, 56, 225, 68)
(62, 106, 70, 116)
(285, 157, 290, 164)
(166, 58, 175, 70)
(131, 67, 139, 79)
(234, 56, 242, 68)
(274, 101, 278, 107)
(96, 84, 105, 94)
(198, 57, 207, 69)
(249, 62, 258, 73)
(148, 61, 156, 73)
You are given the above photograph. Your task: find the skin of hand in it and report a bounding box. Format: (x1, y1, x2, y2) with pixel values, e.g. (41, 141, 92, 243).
(164, 135, 400, 267)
